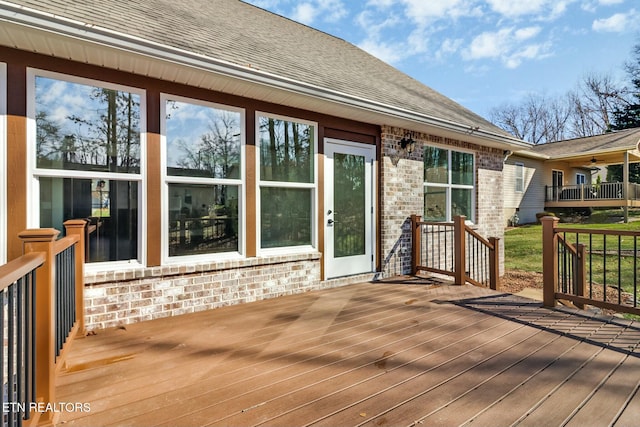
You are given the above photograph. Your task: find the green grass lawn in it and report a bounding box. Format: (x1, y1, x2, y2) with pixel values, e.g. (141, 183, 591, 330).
(504, 225, 544, 272)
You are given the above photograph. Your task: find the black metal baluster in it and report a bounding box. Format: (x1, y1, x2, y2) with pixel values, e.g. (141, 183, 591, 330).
(17, 278, 24, 427)
(8, 285, 16, 427)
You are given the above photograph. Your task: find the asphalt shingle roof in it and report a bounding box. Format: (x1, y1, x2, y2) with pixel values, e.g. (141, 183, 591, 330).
(5, 0, 514, 138)
(531, 127, 640, 158)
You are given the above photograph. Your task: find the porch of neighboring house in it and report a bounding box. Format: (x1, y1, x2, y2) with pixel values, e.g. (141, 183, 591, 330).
(544, 181, 640, 208)
(539, 138, 640, 222)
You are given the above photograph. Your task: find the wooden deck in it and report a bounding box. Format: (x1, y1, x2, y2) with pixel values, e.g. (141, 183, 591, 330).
(57, 278, 640, 426)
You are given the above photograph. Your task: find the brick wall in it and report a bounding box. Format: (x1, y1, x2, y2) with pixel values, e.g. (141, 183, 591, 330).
(83, 253, 379, 331)
(84, 253, 322, 330)
(379, 126, 505, 277)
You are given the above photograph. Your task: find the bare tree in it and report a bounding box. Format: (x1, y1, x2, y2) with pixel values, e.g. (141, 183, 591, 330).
(490, 72, 630, 143)
(569, 72, 629, 134)
(489, 93, 570, 144)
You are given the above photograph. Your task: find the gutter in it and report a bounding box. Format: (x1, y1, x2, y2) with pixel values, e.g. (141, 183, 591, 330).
(0, 2, 529, 150)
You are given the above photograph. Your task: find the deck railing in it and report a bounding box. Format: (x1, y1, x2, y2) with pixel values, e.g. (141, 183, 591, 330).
(411, 215, 500, 290)
(542, 216, 640, 316)
(544, 182, 640, 202)
(0, 253, 43, 427)
(0, 220, 86, 426)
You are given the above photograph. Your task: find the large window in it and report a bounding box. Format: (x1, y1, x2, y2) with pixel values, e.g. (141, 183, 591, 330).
(163, 97, 243, 258)
(257, 114, 316, 249)
(31, 71, 144, 263)
(423, 146, 475, 222)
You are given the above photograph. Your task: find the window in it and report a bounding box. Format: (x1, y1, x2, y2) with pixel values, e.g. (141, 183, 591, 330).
(30, 71, 144, 264)
(515, 162, 524, 192)
(577, 173, 586, 185)
(423, 146, 475, 222)
(163, 96, 243, 258)
(257, 114, 316, 249)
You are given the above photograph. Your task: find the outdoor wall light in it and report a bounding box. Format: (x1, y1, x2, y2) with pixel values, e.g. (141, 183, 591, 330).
(400, 133, 416, 154)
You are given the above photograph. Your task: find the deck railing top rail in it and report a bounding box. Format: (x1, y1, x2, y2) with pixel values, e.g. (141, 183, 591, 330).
(0, 252, 45, 291)
(555, 226, 640, 237)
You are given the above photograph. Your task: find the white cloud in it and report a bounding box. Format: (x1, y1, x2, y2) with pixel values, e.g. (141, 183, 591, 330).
(592, 9, 639, 32)
(463, 26, 551, 68)
(317, 0, 348, 23)
(582, 0, 624, 13)
(487, 0, 574, 19)
(248, 0, 346, 25)
(402, 0, 482, 24)
(357, 39, 408, 64)
(487, 0, 547, 17)
(292, 3, 316, 24)
(504, 43, 551, 68)
(465, 28, 513, 60)
(514, 26, 542, 40)
(356, 10, 402, 35)
(435, 38, 464, 60)
(365, 0, 396, 7)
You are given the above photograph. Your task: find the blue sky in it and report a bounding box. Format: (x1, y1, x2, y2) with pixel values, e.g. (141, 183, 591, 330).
(244, 0, 639, 120)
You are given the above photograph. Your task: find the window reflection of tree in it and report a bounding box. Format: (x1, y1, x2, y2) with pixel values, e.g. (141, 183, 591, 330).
(35, 77, 141, 262)
(171, 110, 241, 179)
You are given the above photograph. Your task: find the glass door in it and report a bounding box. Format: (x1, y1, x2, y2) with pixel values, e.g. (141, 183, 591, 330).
(324, 140, 374, 278)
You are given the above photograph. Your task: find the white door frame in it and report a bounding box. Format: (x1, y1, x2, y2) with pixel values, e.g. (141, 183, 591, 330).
(324, 138, 376, 279)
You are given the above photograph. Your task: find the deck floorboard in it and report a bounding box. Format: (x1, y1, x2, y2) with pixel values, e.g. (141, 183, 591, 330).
(57, 280, 640, 427)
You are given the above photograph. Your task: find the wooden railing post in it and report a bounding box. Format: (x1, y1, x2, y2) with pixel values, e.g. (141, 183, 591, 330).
(411, 215, 420, 275)
(542, 216, 559, 308)
(64, 219, 87, 335)
(489, 237, 500, 290)
(454, 215, 466, 285)
(19, 228, 60, 426)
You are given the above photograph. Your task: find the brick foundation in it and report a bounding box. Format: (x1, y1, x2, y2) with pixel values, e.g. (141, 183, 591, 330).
(82, 253, 378, 331)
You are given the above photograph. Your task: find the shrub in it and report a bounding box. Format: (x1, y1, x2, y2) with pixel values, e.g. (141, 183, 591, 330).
(535, 212, 555, 223)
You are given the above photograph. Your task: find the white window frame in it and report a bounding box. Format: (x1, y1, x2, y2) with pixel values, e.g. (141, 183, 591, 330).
(0, 63, 6, 264)
(423, 145, 476, 223)
(256, 112, 318, 254)
(26, 69, 147, 270)
(515, 162, 524, 193)
(160, 94, 246, 263)
(576, 173, 586, 185)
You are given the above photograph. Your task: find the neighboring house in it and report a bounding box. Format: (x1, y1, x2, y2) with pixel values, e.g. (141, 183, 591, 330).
(504, 128, 640, 225)
(0, 0, 529, 329)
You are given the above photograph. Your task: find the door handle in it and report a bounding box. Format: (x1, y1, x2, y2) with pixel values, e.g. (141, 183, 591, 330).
(327, 219, 337, 225)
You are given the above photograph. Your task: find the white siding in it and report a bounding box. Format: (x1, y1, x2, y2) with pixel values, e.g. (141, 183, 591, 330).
(503, 155, 545, 225)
